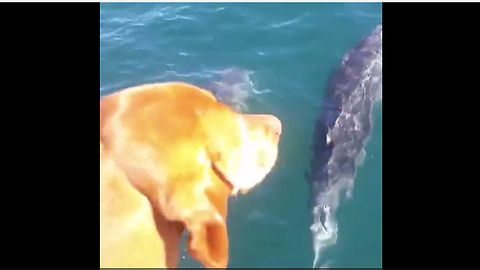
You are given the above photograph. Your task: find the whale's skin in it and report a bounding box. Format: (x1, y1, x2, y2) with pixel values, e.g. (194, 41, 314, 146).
(307, 24, 382, 267)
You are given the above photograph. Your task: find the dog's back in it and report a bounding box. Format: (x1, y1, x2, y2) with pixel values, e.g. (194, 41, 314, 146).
(101, 142, 178, 267)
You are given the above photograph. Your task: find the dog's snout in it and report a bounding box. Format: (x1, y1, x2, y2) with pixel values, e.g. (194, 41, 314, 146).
(242, 113, 282, 137)
(266, 115, 282, 136)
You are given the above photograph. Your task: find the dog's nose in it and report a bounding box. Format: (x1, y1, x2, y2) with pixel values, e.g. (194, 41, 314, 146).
(243, 114, 283, 136)
(265, 115, 282, 136)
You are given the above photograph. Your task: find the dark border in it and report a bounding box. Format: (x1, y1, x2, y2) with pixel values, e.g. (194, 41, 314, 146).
(1, 2, 99, 268)
(384, 2, 477, 269)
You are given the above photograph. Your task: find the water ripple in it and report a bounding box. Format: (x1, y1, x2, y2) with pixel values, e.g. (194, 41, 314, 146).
(268, 13, 311, 29)
(353, 10, 382, 19)
(163, 14, 195, 22)
(100, 4, 196, 41)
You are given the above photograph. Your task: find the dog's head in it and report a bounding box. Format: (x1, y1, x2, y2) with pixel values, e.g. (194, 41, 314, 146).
(206, 113, 282, 195)
(100, 82, 281, 268)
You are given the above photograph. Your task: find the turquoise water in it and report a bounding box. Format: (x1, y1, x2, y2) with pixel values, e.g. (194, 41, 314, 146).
(100, 3, 382, 268)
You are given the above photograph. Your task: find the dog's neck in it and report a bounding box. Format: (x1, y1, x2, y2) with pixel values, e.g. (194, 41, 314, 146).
(211, 160, 234, 193)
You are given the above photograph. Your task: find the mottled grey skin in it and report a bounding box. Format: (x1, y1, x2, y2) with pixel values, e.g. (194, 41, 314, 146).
(306, 25, 382, 265)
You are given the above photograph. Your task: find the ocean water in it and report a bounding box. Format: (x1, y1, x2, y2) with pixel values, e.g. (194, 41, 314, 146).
(100, 3, 382, 268)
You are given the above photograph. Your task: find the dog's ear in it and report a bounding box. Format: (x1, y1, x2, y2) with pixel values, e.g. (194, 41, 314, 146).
(187, 220, 228, 268)
(159, 163, 231, 269)
(183, 190, 229, 269)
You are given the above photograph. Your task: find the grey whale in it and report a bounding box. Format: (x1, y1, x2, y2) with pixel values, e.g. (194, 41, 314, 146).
(306, 24, 382, 267)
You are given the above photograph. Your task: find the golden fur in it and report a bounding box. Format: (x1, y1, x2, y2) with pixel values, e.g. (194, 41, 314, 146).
(100, 82, 282, 268)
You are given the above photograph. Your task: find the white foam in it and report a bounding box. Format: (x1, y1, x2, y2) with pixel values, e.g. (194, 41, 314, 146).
(311, 203, 338, 268)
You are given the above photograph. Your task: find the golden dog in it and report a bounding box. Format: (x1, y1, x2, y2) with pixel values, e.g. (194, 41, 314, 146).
(100, 82, 282, 268)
